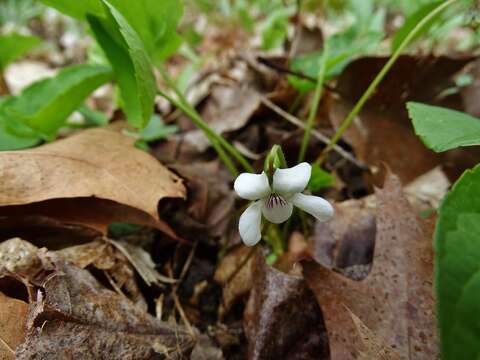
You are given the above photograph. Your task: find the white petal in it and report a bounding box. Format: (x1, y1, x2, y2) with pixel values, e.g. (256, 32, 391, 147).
(234, 172, 270, 200)
(272, 162, 311, 195)
(239, 201, 263, 246)
(261, 196, 293, 224)
(290, 193, 334, 221)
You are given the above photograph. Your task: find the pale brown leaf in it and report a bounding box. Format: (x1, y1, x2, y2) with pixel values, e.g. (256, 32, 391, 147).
(0, 292, 28, 360)
(0, 128, 185, 237)
(304, 172, 437, 359)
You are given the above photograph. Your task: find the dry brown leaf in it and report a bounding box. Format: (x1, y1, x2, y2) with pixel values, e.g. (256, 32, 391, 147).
(0, 127, 185, 238)
(0, 215, 101, 245)
(244, 252, 329, 360)
(347, 308, 402, 360)
(0, 238, 40, 277)
(404, 166, 450, 213)
(214, 245, 256, 315)
(461, 58, 480, 118)
(0, 292, 28, 360)
(304, 172, 437, 359)
(184, 84, 261, 152)
(106, 238, 176, 285)
(166, 161, 236, 243)
(15, 260, 194, 359)
(310, 196, 376, 279)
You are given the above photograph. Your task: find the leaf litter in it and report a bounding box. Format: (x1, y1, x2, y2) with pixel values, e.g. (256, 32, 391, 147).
(1, 3, 480, 359)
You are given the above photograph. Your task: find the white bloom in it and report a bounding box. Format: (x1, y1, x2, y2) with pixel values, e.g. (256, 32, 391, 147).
(234, 162, 334, 246)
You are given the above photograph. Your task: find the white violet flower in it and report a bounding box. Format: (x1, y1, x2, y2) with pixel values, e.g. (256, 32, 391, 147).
(234, 162, 334, 246)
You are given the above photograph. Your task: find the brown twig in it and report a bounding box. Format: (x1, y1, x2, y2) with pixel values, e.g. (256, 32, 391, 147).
(166, 241, 199, 337)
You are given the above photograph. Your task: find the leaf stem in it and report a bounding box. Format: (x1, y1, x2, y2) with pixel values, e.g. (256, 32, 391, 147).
(157, 89, 239, 176)
(157, 66, 254, 174)
(316, 0, 458, 165)
(298, 43, 328, 163)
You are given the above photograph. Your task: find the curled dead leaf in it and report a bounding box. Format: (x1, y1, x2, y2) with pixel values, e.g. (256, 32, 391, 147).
(16, 260, 195, 359)
(214, 245, 256, 316)
(0, 128, 186, 238)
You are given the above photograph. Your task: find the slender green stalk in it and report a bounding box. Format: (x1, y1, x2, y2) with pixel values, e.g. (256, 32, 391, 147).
(158, 66, 254, 173)
(158, 89, 239, 176)
(267, 223, 285, 256)
(298, 43, 328, 163)
(317, 0, 458, 164)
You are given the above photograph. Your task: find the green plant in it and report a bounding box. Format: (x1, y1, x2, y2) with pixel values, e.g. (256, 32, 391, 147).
(407, 102, 480, 359)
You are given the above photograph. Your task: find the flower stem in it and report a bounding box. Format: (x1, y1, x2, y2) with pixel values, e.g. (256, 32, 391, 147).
(157, 66, 254, 174)
(316, 0, 458, 165)
(267, 223, 285, 256)
(298, 42, 328, 163)
(157, 89, 239, 176)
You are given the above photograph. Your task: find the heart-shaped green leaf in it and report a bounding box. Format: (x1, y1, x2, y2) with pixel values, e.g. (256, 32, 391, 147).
(436, 165, 480, 359)
(407, 102, 480, 152)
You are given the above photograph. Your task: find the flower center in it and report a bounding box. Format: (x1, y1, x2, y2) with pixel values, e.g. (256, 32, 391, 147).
(265, 193, 287, 209)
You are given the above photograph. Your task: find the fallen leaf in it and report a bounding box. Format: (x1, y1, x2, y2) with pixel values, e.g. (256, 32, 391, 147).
(244, 252, 329, 360)
(4, 61, 57, 95)
(0, 292, 28, 360)
(15, 259, 195, 359)
(0, 238, 40, 277)
(461, 58, 480, 118)
(183, 83, 261, 152)
(310, 196, 376, 279)
(106, 238, 176, 285)
(0, 215, 101, 245)
(190, 332, 224, 360)
(214, 245, 256, 316)
(304, 172, 437, 359)
(404, 166, 450, 213)
(166, 161, 236, 243)
(347, 308, 402, 360)
(0, 127, 185, 238)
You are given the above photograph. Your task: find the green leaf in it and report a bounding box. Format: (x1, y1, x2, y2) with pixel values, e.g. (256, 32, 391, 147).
(40, 0, 104, 18)
(0, 33, 41, 70)
(1, 64, 112, 138)
(391, 1, 443, 52)
(78, 104, 109, 126)
(436, 164, 480, 359)
(42, 0, 183, 62)
(407, 102, 480, 152)
(139, 115, 177, 142)
(88, 0, 156, 129)
(261, 7, 295, 50)
(0, 115, 40, 151)
(307, 164, 334, 192)
(144, 0, 184, 61)
(289, 30, 383, 92)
